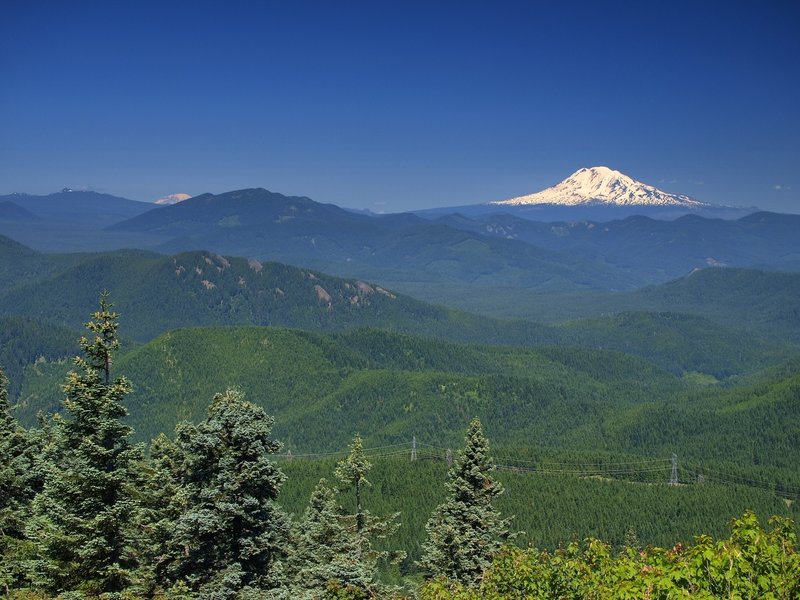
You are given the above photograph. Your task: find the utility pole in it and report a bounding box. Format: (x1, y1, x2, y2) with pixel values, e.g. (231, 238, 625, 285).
(411, 436, 417, 462)
(670, 453, 678, 485)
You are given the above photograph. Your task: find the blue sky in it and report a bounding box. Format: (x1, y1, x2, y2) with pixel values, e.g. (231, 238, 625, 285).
(1, 1, 798, 212)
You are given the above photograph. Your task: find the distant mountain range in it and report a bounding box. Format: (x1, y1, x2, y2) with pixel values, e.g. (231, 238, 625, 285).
(0, 189, 153, 226)
(106, 187, 637, 290)
(434, 210, 800, 280)
(0, 171, 796, 296)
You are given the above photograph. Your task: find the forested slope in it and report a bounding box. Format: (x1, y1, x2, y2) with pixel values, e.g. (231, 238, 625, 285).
(15, 325, 800, 492)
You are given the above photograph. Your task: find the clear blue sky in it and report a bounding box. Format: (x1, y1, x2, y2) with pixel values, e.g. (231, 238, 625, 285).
(1, 0, 798, 212)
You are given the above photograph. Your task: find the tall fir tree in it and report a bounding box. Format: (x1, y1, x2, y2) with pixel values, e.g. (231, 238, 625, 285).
(26, 293, 144, 597)
(334, 435, 371, 534)
(135, 433, 188, 595)
(286, 478, 369, 596)
(418, 417, 513, 586)
(164, 388, 290, 598)
(0, 367, 36, 593)
(328, 435, 404, 598)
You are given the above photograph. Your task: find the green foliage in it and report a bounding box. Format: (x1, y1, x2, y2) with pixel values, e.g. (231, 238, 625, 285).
(330, 436, 405, 596)
(0, 368, 38, 591)
(419, 419, 513, 586)
(419, 511, 800, 599)
(0, 246, 559, 347)
(286, 479, 366, 593)
(397, 267, 800, 348)
(15, 324, 800, 495)
(558, 311, 790, 378)
(135, 433, 187, 592)
(0, 315, 76, 400)
(15, 326, 682, 450)
(26, 295, 144, 597)
(162, 389, 290, 597)
(336, 435, 372, 534)
(278, 454, 797, 574)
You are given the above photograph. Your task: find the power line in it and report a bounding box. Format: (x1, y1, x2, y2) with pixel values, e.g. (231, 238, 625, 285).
(272, 441, 799, 500)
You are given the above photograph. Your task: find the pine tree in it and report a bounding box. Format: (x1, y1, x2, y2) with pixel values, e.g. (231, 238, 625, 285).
(286, 478, 369, 595)
(326, 435, 404, 598)
(136, 433, 188, 595)
(164, 388, 290, 598)
(0, 367, 36, 593)
(418, 417, 513, 586)
(26, 293, 144, 597)
(334, 434, 371, 534)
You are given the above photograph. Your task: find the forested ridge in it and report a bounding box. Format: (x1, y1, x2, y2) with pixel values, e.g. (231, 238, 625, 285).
(2, 298, 799, 598)
(3, 237, 800, 598)
(2, 239, 796, 380)
(14, 326, 800, 493)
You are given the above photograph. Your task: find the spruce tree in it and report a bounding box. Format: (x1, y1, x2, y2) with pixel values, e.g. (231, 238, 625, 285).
(164, 388, 290, 598)
(418, 417, 513, 586)
(136, 433, 188, 594)
(27, 293, 144, 597)
(286, 478, 368, 595)
(0, 368, 36, 593)
(334, 434, 371, 533)
(328, 435, 404, 598)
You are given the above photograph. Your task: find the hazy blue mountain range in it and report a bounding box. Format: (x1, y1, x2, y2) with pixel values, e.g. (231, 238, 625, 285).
(1, 183, 795, 293)
(434, 211, 800, 279)
(1, 237, 794, 393)
(106, 188, 800, 290)
(0, 201, 40, 221)
(0, 189, 153, 225)
(107, 187, 641, 290)
(0, 189, 165, 253)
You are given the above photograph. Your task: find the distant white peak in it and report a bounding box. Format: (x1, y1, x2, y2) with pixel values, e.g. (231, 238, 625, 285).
(154, 193, 192, 205)
(491, 166, 708, 207)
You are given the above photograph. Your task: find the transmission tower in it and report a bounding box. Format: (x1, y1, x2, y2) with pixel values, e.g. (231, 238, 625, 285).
(669, 453, 678, 485)
(411, 436, 417, 462)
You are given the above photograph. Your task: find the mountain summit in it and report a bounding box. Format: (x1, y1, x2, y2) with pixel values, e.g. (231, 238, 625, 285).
(492, 167, 709, 208)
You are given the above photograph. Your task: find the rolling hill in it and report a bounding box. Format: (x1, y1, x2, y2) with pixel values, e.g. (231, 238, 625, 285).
(15, 326, 800, 484)
(433, 211, 800, 282)
(389, 267, 800, 346)
(1, 237, 792, 383)
(0, 239, 560, 345)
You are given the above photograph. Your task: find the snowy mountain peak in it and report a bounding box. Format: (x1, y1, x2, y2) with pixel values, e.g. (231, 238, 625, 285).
(154, 193, 192, 205)
(491, 166, 708, 207)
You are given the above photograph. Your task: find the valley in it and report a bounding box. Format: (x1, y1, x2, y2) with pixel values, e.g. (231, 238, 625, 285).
(2, 173, 799, 595)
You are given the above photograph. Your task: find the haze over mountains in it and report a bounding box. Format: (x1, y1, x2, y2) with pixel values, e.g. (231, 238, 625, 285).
(3, 166, 800, 566)
(1, 168, 795, 297)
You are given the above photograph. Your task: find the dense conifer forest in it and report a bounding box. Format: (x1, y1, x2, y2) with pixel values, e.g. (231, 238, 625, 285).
(2, 297, 799, 598)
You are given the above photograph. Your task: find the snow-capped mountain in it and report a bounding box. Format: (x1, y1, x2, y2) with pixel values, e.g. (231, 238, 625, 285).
(154, 193, 192, 205)
(492, 166, 709, 208)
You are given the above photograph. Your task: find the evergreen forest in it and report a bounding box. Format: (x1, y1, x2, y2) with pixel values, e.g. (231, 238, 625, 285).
(2, 294, 799, 598)
(2, 231, 800, 598)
